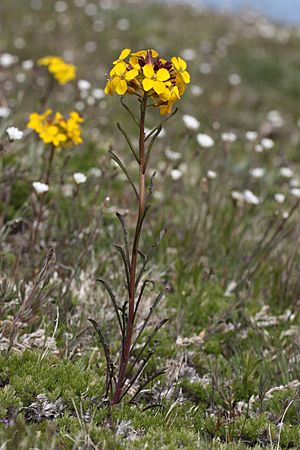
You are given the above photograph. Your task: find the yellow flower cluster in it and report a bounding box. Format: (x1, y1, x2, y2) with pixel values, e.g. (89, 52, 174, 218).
(28, 109, 84, 147)
(104, 49, 190, 115)
(38, 56, 76, 85)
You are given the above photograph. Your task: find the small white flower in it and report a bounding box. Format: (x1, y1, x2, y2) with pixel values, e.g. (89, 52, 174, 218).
(190, 85, 204, 97)
(249, 167, 266, 178)
(89, 167, 102, 177)
(274, 193, 285, 203)
(221, 132, 237, 143)
(267, 110, 284, 128)
(116, 18, 130, 31)
(225, 281, 237, 297)
(22, 59, 34, 70)
(280, 167, 294, 178)
(0, 53, 18, 68)
(73, 172, 87, 184)
(290, 188, 300, 198)
(199, 62, 212, 74)
(78, 79, 91, 90)
(170, 169, 183, 181)
(243, 190, 260, 205)
(228, 73, 241, 85)
(0, 106, 10, 118)
(181, 48, 196, 61)
(33, 181, 49, 194)
(246, 131, 258, 142)
(261, 138, 274, 149)
(290, 178, 300, 187)
(6, 126, 23, 141)
(165, 148, 181, 161)
(255, 144, 264, 153)
(182, 114, 200, 131)
(207, 170, 217, 179)
(196, 133, 214, 148)
(231, 190, 244, 202)
(92, 88, 105, 99)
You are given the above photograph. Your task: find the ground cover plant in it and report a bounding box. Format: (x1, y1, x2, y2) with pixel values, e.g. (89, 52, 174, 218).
(1, 0, 300, 448)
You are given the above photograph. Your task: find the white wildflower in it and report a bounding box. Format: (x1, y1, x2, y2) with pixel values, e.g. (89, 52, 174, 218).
(33, 181, 49, 194)
(92, 88, 105, 99)
(181, 48, 196, 61)
(116, 18, 130, 31)
(249, 167, 266, 178)
(6, 126, 23, 141)
(225, 281, 237, 297)
(170, 169, 183, 181)
(246, 131, 258, 142)
(267, 110, 284, 128)
(199, 62, 212, 74)
(207, 170, 217, 179)
(221, 132, 237, 143)
(228, 73, 241, 85)
(182, 114, 200, 131)
(0, 53, 18, 68)
(196, 133, 214, 148)
(22, 59, 34, 70)
(0, 106, 10, 118)
(73, 172, 87, 184)
(190, 85, 204, 97)
(165, 147, 181, 161)
(261, 138, 274, 149)
(255, 144, 264, 153)
(280, 167, 294, 178)
(290, 188, 300, 198)
(274, 193, 285, 203)
(78, 79, 91, 90)
(290, 178, 300, 187)
(243, 190, 260, 205)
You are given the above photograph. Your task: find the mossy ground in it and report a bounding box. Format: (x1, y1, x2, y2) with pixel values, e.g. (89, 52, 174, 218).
(1, 0, 300, 448)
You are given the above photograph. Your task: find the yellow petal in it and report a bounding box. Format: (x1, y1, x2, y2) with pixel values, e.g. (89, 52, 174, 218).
(125, 69, 138, 81)
(171, 57, 180, 70)
(159, 89, 171, 102)
(119, 48, 131, 60)
(153, 81, 166, 95)
(159, 105, 170, 116)
(143, 64, 154, 79)
(172, 86, 180, 99)
(142, 78, 154, 91)
(114, 62, 126, 76)
(181, 71, 190, 84)
(156, 68, 170, 82)
(178, 57, 187, 70)
(148, 49, 158, 58)
(116, 79, 127, 95)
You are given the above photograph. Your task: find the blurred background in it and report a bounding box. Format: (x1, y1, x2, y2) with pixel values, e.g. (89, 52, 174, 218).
(180, 0, 300, 24)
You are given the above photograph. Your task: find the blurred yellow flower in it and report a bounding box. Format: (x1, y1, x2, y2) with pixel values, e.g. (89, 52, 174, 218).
(28, 110, 83, 147)
(104, 48, 190, 115)
(38, 56, 76, 85)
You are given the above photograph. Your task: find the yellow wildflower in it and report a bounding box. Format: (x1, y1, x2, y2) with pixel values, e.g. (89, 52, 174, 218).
(171, 57, 190, 84)
(38, 56, 76, 85)
(28, 110, 83, 148)
(104, 48, 190, 115)
(142, 64, 170, 95)
(113, 48, 131, 65)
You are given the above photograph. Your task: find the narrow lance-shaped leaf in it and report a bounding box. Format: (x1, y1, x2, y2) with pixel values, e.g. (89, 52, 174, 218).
(109, 149, 139, 199)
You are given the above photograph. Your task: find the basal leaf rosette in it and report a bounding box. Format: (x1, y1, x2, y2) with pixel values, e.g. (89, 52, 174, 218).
(104, 48, 190, 115)
(27, 109, 83, 148)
